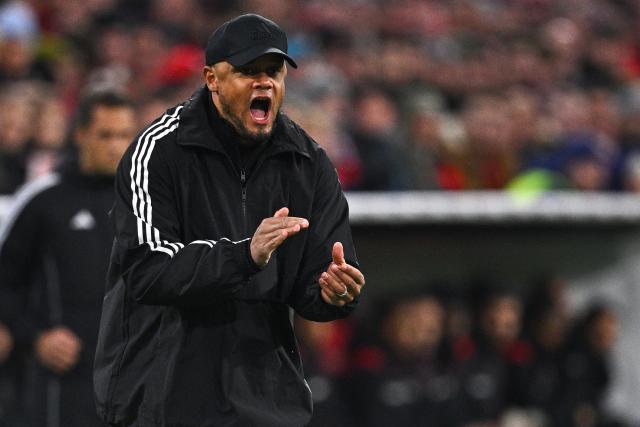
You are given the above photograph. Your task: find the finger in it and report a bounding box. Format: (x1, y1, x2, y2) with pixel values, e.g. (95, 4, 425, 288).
(265, 219, 310, 246)
(321, 272, 354, 303)
(321, 287, 345, 307)
(320, 287, 333, 305)
(256, 221, 305, 236)
(266, 230, 289, 250)
(261, 217, 309, 231)
(265, 226, 299, 248)
(332, 242, 345, 265)
(319, 277, 336, 299)
(330, 264, 361, 296)
(337, 264, 365, 287)
(320, 271, 344, 294)
(273, 207, 289, 217)
(319, 281, 345, 307)
(275, 220, 307, 234)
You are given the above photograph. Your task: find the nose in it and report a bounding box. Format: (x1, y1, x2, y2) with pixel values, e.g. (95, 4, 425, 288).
(252, 72, 273, 90)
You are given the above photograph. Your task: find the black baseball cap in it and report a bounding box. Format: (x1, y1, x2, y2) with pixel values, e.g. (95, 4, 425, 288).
(205, 14, 298, 69)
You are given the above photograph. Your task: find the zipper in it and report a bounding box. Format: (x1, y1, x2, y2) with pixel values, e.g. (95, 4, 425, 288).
(238, 147, 290, 235)
(240, 169, 247, 234)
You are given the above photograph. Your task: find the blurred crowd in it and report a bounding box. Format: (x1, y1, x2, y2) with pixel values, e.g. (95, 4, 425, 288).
(297, 277, 623, 427)
(3, 0, 640, 193)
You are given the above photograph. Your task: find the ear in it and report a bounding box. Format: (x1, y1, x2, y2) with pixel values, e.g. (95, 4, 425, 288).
(203, 66, 218, 93)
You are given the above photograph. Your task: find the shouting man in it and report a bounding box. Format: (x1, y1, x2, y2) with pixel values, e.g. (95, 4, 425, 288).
(94, 14, 365, 427)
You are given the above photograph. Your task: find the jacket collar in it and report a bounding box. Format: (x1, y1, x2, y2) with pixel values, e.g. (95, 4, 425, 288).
(176, 86, 310, 158)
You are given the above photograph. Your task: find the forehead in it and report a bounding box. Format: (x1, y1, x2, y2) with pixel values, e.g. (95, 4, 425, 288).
(89, 105, 136, 126)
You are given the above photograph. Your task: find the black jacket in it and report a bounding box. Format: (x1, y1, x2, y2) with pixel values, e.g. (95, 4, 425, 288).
(0, 161, 114, 426)
(94, 87, 359, 426)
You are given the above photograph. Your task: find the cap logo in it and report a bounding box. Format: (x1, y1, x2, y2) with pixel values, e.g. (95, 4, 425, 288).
(250, 23, 275, 42)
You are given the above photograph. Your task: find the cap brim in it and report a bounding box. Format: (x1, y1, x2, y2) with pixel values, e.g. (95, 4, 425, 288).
(228, 46, 298, 68)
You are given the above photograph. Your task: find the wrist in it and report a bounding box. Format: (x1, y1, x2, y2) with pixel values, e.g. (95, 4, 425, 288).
(237, 239, 264, 277)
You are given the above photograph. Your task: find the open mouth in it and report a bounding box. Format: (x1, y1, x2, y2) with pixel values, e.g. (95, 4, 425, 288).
(249, 97, 271, 124)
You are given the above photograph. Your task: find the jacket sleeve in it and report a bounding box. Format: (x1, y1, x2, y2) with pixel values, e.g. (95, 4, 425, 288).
(0, 177, 57, 350)
(289, 149, 360, 321)
(112, 124, 260, 308)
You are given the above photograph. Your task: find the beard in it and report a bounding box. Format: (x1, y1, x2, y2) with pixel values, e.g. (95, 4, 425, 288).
(218, 90, 276, 145)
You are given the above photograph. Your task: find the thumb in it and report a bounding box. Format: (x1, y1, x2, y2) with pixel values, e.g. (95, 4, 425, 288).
(273, 207, 289, 218)
(332, 242, 345, 265)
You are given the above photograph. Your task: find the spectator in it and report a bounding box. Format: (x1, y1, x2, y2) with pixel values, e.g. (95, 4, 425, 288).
(0, 84, 35, 194)
(559, 138, 613, 191)
(287, 99, 362, 190)
(621, 152, 640, 192)
(454, 287, 530, 425)
(407, 110, 466, 190)
(348, 89, 413, 191)
(562, 305, 621, 427)
(25, 93, 67, 181)
(460, 94, 519, 190)
(0, 0, 45, 82)
(1, 0, 640, 192)
(350, 294, 457, 426)
(518, 278, 571, 425)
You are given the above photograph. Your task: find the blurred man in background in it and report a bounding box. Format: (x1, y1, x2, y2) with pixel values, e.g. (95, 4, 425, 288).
(454, 287, 528, 426)
(350, 294, 457, 426)
(0, 90, 136, 426)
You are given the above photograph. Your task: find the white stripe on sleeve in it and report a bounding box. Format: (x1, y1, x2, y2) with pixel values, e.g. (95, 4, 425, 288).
(129, 106, 183, 257)
(0, 174, 60, 254)
(128, 106, 252, 259)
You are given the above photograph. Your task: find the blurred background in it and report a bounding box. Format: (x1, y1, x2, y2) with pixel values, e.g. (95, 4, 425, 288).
(2, 0, 640, 426)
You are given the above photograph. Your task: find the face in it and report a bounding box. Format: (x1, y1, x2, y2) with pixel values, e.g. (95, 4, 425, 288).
(567, 158, 607, 191)
(590, 310, 618, 352)
(76, 105, 137, 175)
(204, 54, 287, 144)
(483, 296, 522, 345)
(385, 298, 444, 357)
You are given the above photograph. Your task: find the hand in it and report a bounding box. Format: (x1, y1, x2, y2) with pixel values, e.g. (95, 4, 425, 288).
(319, 242, 365, 307)
(250, 207, 309, 267)
(0, 323, 13, 363)
(35, 327, 82, 374)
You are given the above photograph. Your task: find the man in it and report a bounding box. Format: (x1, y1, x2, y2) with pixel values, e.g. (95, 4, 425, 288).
(0, 90, 136, 426)
(94, 13, 365, 427)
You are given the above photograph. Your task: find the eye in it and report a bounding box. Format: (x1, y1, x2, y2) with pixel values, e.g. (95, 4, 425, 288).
(98, 130, 114, 140)
(267, 66, 281, 77)
(240, 67, 258, 76)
